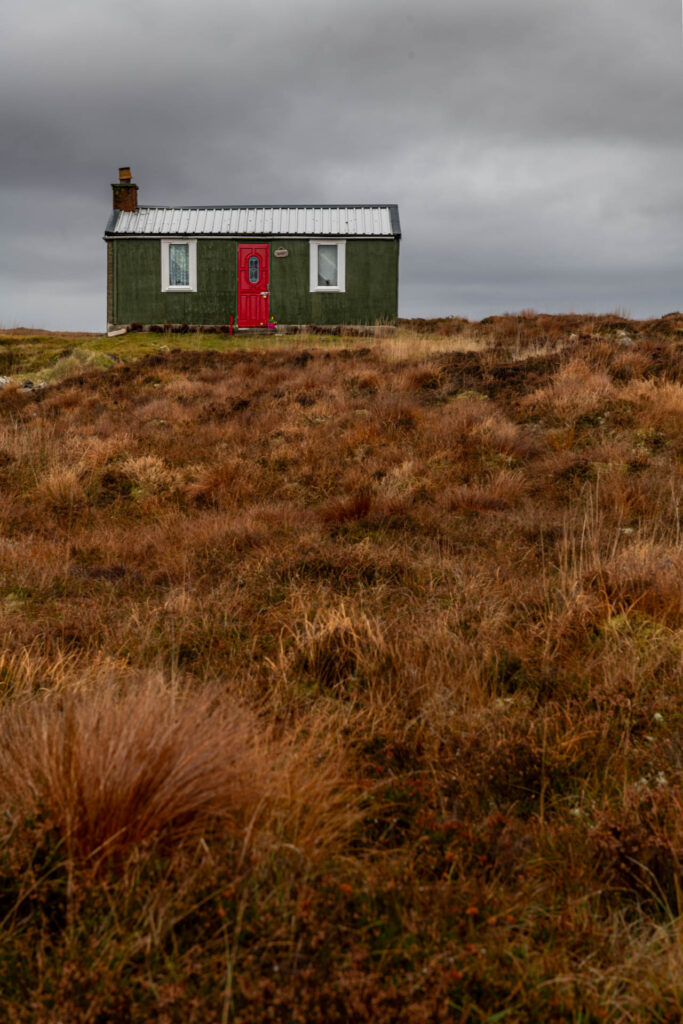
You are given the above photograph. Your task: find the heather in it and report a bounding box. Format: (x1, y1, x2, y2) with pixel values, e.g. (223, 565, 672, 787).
(0, 314, 681, 1022)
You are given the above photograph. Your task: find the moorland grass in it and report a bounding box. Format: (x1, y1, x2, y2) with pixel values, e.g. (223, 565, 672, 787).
(0, 315, 681, 1022)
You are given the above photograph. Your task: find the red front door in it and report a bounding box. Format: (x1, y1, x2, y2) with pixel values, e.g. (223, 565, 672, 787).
(238, 244, 269, 327)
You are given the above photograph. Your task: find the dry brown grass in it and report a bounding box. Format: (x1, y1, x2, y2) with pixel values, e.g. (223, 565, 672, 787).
(524, 357, 616, 421)
(445, 469, 525, 511)
(0, 316, 681, 1022)
(0, 675, 258, 864)
(0, 668, 360, 879)
(379, 327, 489, 362)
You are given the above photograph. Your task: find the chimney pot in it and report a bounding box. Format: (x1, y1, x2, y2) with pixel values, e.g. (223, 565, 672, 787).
(112, 167, 138, 212)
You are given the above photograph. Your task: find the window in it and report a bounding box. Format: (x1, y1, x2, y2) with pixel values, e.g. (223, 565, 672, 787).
(317, 245, 337, 287)
(248, 255, 260, 283)
(169, 244, 189, 286)
(161, 239, 197, 292)
(309, 240, 346, 293)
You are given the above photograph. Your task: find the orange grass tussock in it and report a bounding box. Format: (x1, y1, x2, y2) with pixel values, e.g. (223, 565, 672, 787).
(0, 676, 260, 864)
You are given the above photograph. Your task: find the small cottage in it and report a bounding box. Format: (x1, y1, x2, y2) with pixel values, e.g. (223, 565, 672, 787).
(104, 169, 400, 332)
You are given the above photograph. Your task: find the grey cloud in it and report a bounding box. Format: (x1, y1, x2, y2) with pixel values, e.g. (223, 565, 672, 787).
(1, 0, 682, 328)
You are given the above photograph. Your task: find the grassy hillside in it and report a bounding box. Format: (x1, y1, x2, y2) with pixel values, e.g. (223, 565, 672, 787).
(0, 316, 681, 1022)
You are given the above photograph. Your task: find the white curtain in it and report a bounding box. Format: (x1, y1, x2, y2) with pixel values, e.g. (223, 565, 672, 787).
(318, 245, 338, 287)
(169, 243, 190, 286)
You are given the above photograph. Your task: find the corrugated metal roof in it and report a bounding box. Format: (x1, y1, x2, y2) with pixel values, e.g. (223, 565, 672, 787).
(105, 205, 400, 238)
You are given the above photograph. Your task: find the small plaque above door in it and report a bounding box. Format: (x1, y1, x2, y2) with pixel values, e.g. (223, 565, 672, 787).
(273, 248, 288, 257)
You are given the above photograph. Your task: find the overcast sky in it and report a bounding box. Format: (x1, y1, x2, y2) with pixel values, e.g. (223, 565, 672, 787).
(1, 0, 682, 330)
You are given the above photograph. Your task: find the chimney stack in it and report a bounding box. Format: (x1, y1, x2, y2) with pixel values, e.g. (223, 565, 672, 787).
(112, 166, 138, 212)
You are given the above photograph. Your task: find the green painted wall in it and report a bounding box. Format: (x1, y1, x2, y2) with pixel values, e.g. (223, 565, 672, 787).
(111, 237, 398, 325)
(112, 239, 237, 326)
(269, 239, 398, 324)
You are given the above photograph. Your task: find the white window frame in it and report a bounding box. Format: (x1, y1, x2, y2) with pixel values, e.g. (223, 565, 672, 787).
(309, 240, 346, 293)
(161, 238, 197, 292)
